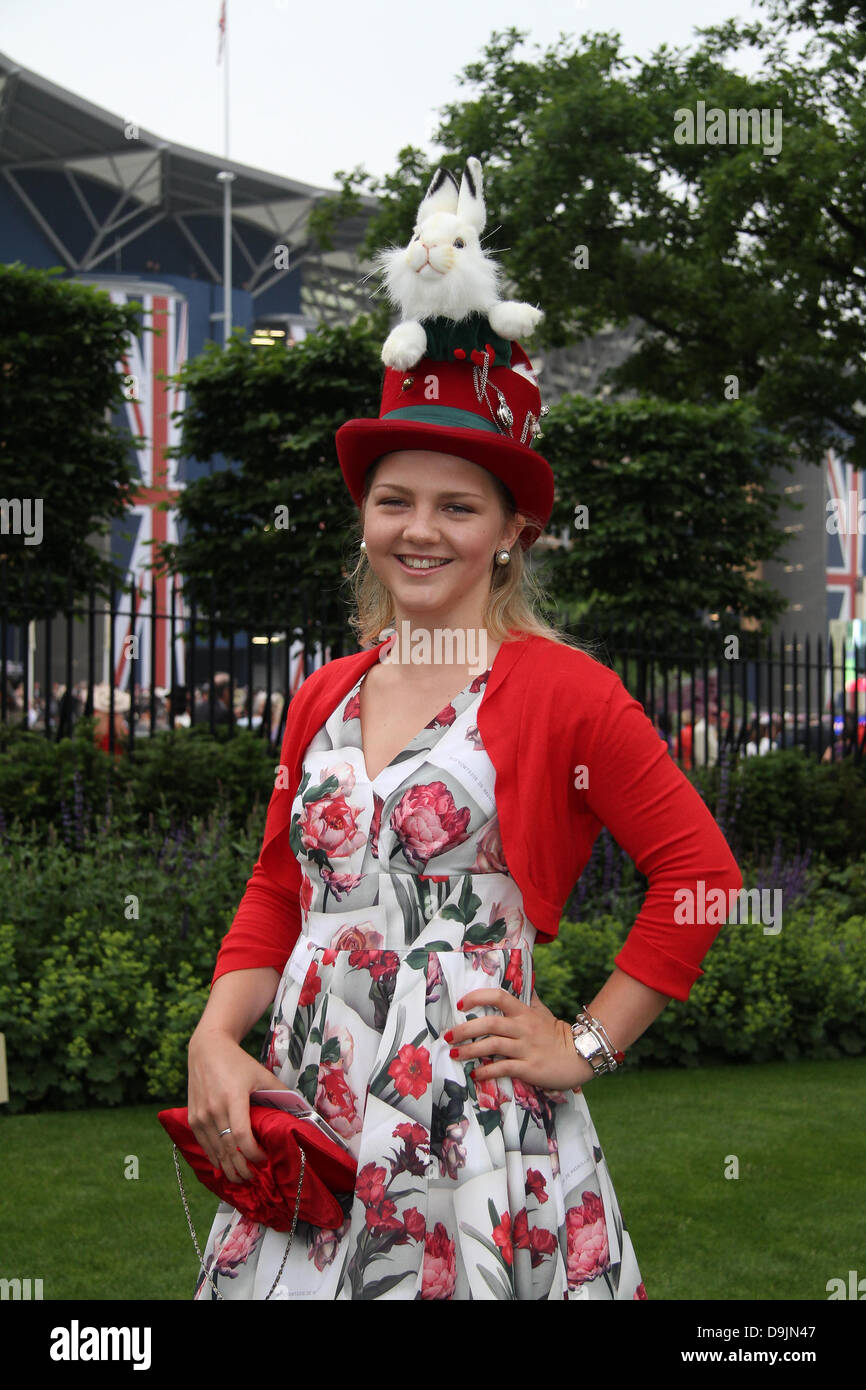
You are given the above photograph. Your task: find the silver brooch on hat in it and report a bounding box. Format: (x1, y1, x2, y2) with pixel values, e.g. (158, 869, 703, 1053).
(494, 389, 514, 431)
(521, 402, 550, 444)
(471, 345, 518, 439)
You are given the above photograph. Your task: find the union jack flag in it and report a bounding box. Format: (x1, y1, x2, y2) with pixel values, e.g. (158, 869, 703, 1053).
(110, 288, 188, 695)
(826, 448, 865, 625)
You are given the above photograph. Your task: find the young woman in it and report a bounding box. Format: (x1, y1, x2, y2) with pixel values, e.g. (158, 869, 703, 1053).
(185, 333, 742, 1301)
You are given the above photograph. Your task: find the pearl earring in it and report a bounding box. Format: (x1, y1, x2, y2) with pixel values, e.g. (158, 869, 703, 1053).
(495, 549, 511, 565)
(360, 539, 367, 551)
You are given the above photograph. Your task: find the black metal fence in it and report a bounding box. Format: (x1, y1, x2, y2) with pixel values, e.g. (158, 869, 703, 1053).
(0, 562, 350, 755)
(1, 568, 864, 766)
(590, 622, 866, 766)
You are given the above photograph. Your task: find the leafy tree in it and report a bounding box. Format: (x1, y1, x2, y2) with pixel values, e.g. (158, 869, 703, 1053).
(0, 264, 144, 615)
(540, 394, 797, 644)
(157, 317, 383, 644)
(312, 8, 866, 472)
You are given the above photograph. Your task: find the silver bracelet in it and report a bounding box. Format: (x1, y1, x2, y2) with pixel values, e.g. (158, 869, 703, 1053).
(571, 1006, 626, 1077)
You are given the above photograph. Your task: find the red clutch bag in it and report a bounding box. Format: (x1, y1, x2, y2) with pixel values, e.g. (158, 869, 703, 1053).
(158, 1102, 358, 1300)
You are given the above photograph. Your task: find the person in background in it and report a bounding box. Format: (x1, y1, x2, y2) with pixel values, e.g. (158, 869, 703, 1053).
(745, 712, 774, 757)
(232, 686, 250, 726)
(651, 711, 673, 751)
(170, 685, 192, 728)
(195, 672, 232, 726)
(674, 710, 693, 766)
(821, 709, 860, 762)
(91, 683, 130, 756)
(691, 702, 719, 768)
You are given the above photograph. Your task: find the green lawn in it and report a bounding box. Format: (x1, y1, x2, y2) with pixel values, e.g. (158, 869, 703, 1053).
(2, 1057, 863, 1300)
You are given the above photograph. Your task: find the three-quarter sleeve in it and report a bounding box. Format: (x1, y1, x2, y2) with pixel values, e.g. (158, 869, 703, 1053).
(209, 845, 303, 988)
(209, 697, 306, 988)
(580, 674, 743, 1001)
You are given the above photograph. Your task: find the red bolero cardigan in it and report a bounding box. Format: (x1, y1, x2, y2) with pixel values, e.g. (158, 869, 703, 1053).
(211, 631, 742, 1002)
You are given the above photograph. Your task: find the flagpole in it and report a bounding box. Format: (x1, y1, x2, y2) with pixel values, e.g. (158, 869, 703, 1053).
(224, 0, 229, 162)
(217, 1, 234, 345)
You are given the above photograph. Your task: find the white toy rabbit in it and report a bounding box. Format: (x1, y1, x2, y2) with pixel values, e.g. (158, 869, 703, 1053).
(373, 156, 544, 371)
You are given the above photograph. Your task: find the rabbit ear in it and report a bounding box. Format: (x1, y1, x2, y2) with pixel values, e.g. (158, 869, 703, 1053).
(456, 156, 486, 235)
(416, 166, 459, 223)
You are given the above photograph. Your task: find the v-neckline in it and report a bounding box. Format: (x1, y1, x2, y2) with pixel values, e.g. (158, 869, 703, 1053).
(353, 663, 491, 786)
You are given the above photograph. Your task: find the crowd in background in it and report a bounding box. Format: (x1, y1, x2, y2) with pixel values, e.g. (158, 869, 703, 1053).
(650, 703, 864, 765)
(2, 662, 863, 765)
(2, 669, 288, 754)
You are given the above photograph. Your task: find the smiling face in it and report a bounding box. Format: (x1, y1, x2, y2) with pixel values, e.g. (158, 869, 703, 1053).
(360, 450, 525, 635)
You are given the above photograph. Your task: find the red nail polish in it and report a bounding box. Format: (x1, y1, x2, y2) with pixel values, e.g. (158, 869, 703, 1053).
(443, 1029, 453, 1043)
(456, 997, 464, 1009)
(449, 1047, 459, 1058)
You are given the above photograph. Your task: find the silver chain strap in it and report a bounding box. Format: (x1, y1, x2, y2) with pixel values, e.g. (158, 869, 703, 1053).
(472, 349, 517, 438)
(172, 1142, 306, 1301)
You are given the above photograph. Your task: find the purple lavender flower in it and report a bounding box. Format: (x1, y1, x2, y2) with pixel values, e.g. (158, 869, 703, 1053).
(73, 766, 86, 849)
(59, 793, 73, 851)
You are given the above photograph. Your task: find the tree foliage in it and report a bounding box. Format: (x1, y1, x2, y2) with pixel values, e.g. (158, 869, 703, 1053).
(314, 6, 866, 470)
(0, 264, 144, 615)
(539, 394, 798, 641)
(156, 317, 383, 640)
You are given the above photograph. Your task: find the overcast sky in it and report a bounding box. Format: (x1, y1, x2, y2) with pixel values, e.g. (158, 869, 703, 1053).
(3, 0, 809, 190)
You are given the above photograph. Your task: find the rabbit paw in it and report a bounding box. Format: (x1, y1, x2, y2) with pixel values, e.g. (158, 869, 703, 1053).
(488, 301, 544, 340)
(381, 320, 428, 370)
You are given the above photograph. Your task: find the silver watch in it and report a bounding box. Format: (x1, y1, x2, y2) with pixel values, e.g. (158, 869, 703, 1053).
(571, 1008, 624, 1076)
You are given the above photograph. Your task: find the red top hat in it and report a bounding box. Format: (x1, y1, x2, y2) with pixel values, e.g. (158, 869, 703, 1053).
(336, 318, 553, 550)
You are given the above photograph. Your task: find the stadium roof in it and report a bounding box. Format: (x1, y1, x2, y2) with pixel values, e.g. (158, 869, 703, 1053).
(0, 50, 381, 318)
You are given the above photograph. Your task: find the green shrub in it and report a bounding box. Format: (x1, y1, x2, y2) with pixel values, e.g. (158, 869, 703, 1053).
(2, 723, 863, 863)
(0, 720, 277, 843)
(534, 900, 866, 1068)
(2, 723, 865, 1111)
(689, 746, 866, 864)
(0, 807, 270, 1113)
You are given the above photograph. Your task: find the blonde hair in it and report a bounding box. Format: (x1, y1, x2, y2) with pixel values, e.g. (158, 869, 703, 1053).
(340, 454, 601, 656)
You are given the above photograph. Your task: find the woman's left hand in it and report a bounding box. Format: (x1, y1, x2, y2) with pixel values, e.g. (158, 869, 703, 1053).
(448, 987, 592, 1092)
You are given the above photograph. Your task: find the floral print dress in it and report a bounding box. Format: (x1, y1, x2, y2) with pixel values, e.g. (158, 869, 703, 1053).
(193, 665, 646, 1301)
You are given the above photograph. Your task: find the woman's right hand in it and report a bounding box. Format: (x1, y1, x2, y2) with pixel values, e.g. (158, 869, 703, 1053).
(187, 1026, 290, 1184)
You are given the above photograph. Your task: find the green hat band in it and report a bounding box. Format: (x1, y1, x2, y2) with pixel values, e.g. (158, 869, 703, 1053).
(380, 405, 500, 432)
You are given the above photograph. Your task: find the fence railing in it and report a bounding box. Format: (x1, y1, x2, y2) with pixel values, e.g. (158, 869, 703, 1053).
(591, 622, 866, 766)
(1, 569, 864, 767)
